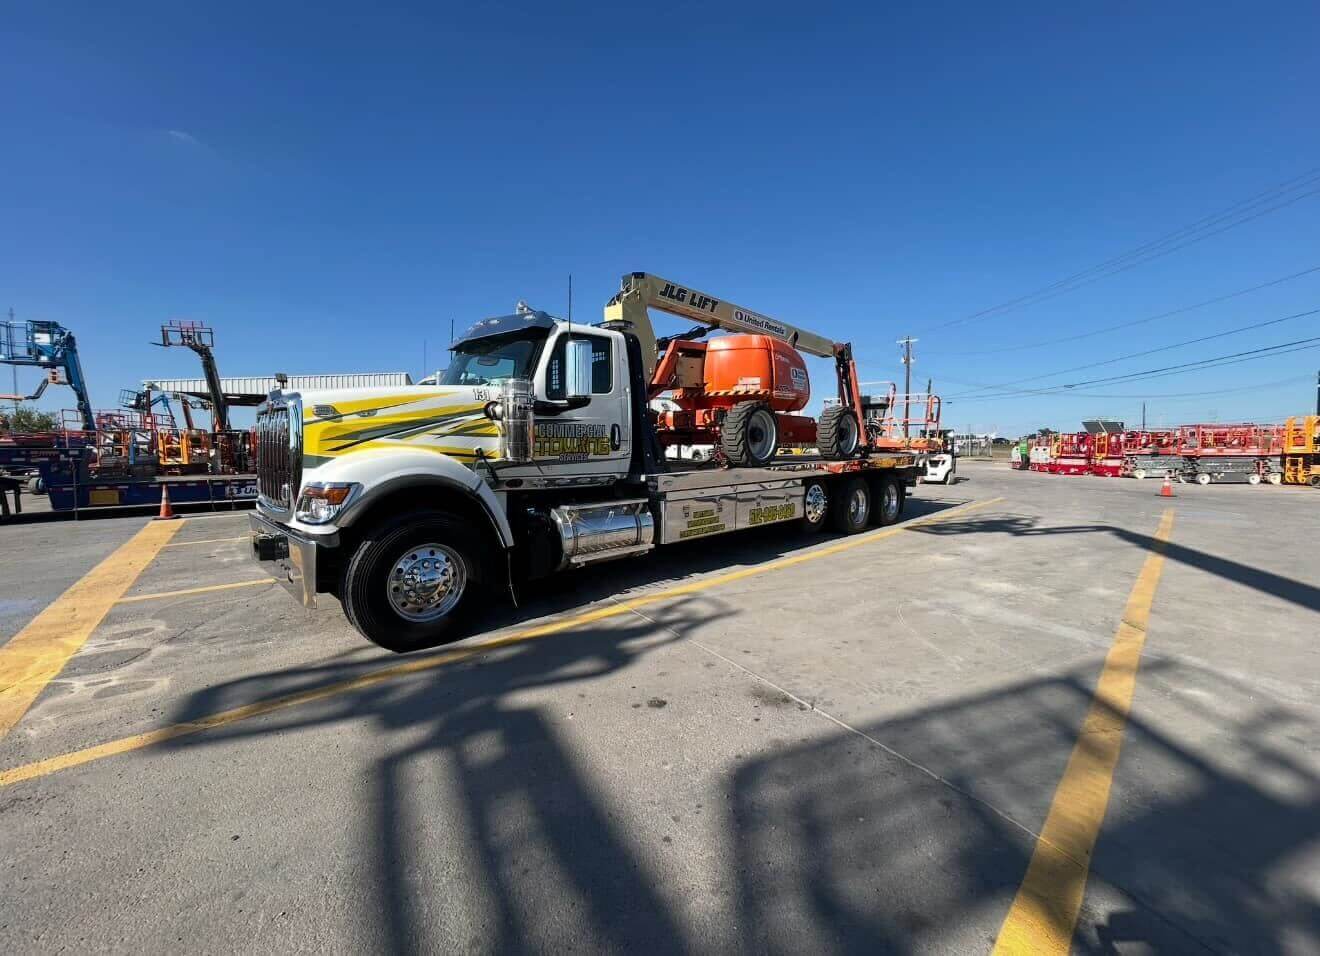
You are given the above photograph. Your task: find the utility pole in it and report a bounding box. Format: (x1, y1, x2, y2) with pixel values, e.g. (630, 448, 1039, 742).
(897, 336, 917, 439)
(1315, 369, 1319, 415)
(7, 308, 17, 412)
(1142, 401, 1146, 431)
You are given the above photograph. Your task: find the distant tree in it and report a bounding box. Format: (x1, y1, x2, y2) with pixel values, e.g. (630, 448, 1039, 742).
(6, 405, 60, 432)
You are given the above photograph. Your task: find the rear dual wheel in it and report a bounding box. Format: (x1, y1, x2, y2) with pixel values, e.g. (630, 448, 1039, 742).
(825, 475, 903, 535)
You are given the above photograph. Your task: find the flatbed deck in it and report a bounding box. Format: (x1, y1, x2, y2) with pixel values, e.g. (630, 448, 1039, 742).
(652, 452, 921, 494)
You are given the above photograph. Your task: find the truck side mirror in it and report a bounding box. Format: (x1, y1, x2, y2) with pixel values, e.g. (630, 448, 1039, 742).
(564, 338, 593, 401)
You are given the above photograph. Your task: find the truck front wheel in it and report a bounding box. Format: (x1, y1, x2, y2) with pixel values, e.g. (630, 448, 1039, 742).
(341, 512, 487, 653)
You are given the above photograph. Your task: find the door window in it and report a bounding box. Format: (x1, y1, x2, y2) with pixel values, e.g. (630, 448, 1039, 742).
(545, 334, 612, 399)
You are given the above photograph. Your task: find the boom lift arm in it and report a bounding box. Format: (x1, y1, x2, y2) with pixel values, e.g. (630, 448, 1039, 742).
(0, 319, 95, 432)
(155, 321, 230, 432)
(602, 272, 868, 436)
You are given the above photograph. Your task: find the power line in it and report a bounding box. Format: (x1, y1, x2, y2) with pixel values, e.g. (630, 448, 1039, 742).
(940, 373, 1312, 403)
(947, 306, 1320, 400)
(945, 337, 1320, 401)
(939, 263, 1320, 356)
(923, 164, 1320, 334)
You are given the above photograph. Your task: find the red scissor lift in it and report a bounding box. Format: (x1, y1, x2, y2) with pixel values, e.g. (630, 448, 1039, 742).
(1088, 428, 1126, 477)
(1053, 431, 1092, 475)
(1177, 423, 1282, 485)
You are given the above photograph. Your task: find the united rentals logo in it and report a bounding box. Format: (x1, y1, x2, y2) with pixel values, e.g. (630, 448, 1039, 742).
(733, 308, 789, 338)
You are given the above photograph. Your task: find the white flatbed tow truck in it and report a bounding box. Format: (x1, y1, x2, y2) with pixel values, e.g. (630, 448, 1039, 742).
(249, 273, 926, 651)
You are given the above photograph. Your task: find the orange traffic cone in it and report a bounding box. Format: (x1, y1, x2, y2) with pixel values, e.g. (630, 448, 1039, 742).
(154, 484, 181, 520)
(1159, 475, 1175, 498)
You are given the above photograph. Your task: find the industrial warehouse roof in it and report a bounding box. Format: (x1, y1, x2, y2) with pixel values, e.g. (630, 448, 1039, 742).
(142, 372, 415, 405)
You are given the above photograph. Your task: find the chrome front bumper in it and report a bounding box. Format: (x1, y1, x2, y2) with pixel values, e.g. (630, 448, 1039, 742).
(249, 511, 320, 609)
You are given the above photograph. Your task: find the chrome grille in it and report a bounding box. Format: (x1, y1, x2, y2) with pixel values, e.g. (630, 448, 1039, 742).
(256, 396, 302, 512)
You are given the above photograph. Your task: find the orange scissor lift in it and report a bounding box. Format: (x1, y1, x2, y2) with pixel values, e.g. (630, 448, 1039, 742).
(1282, 415, 1319, 487)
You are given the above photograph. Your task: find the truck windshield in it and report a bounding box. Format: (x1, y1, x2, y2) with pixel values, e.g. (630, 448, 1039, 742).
(441, 332, 546, 387)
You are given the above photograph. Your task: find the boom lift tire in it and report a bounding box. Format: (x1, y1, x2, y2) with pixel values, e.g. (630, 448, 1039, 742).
(341, 511, 487, 653)
(722, 401, 779, 467)
(830, 476, 871, 534)
(800, 478, 829, 534)
(817, 406, 860, 460)
(873, 476, 904, 526)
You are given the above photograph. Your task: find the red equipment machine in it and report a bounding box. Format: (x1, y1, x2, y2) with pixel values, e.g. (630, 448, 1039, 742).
(1053, 432, 1092, 475)
(1177, 423, 1282, 484)
(1090, 432, 1125, 477)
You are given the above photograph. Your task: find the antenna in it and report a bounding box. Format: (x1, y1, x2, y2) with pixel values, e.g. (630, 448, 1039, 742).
(567, 274, 573, 323)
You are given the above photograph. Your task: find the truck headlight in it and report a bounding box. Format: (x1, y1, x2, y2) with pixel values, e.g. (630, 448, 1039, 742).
(295, 482, 361, 524)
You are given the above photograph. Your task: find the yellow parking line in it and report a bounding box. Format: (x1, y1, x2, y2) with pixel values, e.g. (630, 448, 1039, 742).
(993, 508, 1175, 955)
(0, 519, 184, 738)
(0, 495, 1001, 789)
(116, 579, 276, 604)
(161, 535, 248, 548)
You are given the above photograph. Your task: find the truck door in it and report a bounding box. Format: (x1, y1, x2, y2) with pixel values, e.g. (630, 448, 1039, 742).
(530, 328, 631, 476)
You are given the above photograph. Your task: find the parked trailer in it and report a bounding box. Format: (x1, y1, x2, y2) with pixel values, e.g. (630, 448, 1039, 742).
(47, 474, 256, 511)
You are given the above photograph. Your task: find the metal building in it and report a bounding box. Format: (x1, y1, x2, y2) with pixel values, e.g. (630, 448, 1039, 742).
(142, 372, 415, 406)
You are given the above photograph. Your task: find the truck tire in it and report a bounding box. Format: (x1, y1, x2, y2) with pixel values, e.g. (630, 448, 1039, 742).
(800, 478, 829, 533)
(722, 401, 778, 467)
(1195, 472, 1211, 486)
(830, 476, 870, 534)
(817, 406, 860, 460)
(874, 476, 904, 526)
(341, 511, 487, 653)
(1310, 474, 1320, 489)
(27, 475, 44, 494)
(1247, 473, 1262, 486)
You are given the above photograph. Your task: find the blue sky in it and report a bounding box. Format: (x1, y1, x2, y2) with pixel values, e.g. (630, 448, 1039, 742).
(3, 1, 1318, 434)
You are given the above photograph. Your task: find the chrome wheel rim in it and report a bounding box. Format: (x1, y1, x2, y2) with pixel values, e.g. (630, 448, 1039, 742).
(848, 486, 868, 525)
(881, 482, 899, 521)
(387, 543, 467, 622)
(747, 409, 778, 461)
(804, 483, 827, 524)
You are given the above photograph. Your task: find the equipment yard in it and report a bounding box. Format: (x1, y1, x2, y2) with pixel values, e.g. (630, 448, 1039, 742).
(1, 460, 1316, 953)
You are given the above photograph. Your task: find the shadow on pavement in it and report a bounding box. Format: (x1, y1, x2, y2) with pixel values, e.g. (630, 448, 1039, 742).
(164, 590, 1318, 953)
(909, 513, 1320, 613)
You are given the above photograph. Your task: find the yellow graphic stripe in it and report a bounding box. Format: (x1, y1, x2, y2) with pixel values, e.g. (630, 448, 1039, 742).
(0, 496, 1002, 789)
(993, 508, 1175, 955)
(301, 391, 457, 421)
(0, 519, 184, 738)
(304, 402, 489, 457)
